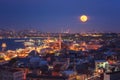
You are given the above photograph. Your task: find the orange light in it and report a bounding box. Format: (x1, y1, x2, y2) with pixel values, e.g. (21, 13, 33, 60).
(2, 43, 7, 48)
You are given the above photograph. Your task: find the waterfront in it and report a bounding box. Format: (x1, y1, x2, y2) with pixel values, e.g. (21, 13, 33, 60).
(0, 38, 45, 50)
(0, 38, 25, 50)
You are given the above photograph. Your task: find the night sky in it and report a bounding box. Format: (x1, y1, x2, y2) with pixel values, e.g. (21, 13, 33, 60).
(0, 0, 120, 33)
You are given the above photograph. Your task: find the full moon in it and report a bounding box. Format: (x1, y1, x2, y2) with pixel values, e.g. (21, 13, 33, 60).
(80, 15, 88, 22)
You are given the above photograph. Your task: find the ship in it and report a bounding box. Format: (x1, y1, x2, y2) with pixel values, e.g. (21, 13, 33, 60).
(24, 39, 35, 47)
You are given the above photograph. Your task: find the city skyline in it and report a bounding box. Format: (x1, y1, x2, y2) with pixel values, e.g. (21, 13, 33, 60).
(0, 0, 120, 33)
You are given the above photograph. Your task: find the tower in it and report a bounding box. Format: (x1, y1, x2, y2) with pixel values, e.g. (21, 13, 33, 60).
(59, 33, 62, 50)
(1, 43, 7, 52)
(47, 33, 50, 46)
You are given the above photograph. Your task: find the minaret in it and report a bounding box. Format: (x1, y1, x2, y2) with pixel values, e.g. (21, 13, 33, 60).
(59, 33, 62, 50)
(47, 33, 50, 46)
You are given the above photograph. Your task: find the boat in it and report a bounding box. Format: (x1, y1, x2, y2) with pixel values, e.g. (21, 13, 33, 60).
(24, 39, 35, 47)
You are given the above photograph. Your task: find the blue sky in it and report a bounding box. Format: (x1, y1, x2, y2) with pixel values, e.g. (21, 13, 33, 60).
(0, 0, 120, 32)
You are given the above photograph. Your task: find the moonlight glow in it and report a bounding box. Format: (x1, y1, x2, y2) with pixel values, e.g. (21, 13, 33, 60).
(80, 15, 88, 22)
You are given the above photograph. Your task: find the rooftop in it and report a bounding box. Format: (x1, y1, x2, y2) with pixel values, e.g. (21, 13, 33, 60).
(27, 73, 68, 79)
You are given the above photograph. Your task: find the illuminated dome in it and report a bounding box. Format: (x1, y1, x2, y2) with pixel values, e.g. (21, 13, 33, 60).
(29, 56, 41, 63)
(28, 50, 39, 57)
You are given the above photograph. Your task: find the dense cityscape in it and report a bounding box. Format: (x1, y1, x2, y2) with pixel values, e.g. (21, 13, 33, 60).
(0, 30, 120, 80)
(0, 0, 120, 80)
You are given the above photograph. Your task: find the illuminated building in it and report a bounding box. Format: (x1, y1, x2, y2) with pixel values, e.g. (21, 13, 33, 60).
(0, 68, 24, 80)
(104, 71, 120, 80)
(95, 60, 108, 72)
